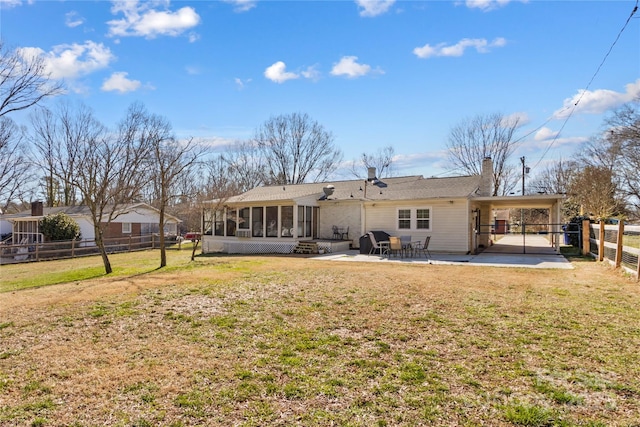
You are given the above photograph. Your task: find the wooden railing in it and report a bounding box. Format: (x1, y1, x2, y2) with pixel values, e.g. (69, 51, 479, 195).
(587, 220, 640, 281)
(0, 234, 185, 265)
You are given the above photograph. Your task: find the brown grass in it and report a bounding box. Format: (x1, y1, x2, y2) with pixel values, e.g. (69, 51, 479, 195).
(1, 252, 639, 426)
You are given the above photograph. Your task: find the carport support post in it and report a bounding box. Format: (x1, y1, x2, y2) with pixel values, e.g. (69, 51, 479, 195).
(581, 219, 590, 256)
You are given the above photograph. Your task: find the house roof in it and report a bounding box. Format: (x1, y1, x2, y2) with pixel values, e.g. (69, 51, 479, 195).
(4, 203, 181, 223)
(215, 174, 483, 205)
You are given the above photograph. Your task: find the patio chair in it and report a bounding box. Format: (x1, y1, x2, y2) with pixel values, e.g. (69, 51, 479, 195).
(340, 226, 350, 240)
(414, 236, 431, 258)
(400, 235, 412, 257)
(368, 232, 388, 256)
(332, 225, 341, 240)
(388, 236, 404, 258)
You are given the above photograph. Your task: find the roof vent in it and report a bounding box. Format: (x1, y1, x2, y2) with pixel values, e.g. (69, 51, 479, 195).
(323, 185, 335, 197)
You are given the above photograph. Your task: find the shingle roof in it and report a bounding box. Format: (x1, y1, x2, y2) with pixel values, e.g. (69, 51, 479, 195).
(221, 174, 481, 204)
(6, 203, 181, 222)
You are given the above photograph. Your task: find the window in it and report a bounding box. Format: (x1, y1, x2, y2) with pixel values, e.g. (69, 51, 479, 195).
(398, 209, 411, 229)
(297, 206, 305, 236)
(305, 206, 312, 237)
(238, 207, 250, 229)
(396, 207, 431, 231)
(266, 206, 278, 237)
(416, 209, 430, 229)
(226, 208, 237, 236)
(252, 207, 263, 237)
(281, 206, 293, 237)
(122, 222, 132, 234)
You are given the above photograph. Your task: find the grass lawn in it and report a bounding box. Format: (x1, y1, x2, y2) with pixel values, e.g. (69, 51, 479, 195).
(1, 250, 639, 426)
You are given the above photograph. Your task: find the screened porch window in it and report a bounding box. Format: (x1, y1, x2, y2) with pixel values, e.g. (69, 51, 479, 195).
(252, 207, 263, 237)
(266, 206, 278, 237)
(238, 207, 250, 229)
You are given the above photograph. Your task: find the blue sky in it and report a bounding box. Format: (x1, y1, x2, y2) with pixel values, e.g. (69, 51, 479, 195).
(1, 0, 638, 180)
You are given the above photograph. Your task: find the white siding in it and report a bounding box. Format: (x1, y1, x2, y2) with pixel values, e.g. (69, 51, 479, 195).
(319, 202, 361, 241)
(364, 199, 470, 253)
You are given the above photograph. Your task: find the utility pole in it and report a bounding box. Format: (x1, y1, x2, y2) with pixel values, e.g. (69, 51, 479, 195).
(520, 156, 526, 195)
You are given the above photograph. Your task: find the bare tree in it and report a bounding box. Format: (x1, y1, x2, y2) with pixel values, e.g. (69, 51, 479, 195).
(0, 117, 32, 211)
(446, 113, 521, 196)
(568, 165, 624, 220)
(528, 158, 581, 220)
(30, 102, 90, 207)
(607, 99, 640, 216)
(221, 140, 267, 193)
(138, 104, 209, 267)
(0, 41, 63, 118)
(69, 103, 153, 274)
(528, 158, 578, 195)
(349, 145, 395, 178)
(253, 112, 342, 184)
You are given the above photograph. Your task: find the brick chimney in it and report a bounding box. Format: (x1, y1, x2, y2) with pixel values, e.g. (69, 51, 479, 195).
(479, 157, 493, 196)
(31, 201, 43, 217)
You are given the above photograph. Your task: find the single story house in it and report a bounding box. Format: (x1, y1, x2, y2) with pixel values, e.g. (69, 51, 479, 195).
(201, 158, 565, 255)
(1, 202, 180, 245)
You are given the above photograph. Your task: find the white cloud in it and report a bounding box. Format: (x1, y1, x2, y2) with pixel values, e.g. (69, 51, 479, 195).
(224, 0, 257, 13)
(65, 11, 85, 28)
(534, 127, 559, 141)
(301, 65, 321, 81)
(108, 0, 201, 39)
(234, 77, 252, 90)
(264, 61, 299, 83)
(0, 0, 23, 9)
(413, 37, 507, 58)
(101, 72, 142, 93)
(464, 0, 526, 12)
(18, 41, 115, 80)
(553, 79, 640, 119)
(503, 111, 529, 128)
(330, 56, 376, 78)
(355, 0, 395, 17)
(185, 65, 201, 75)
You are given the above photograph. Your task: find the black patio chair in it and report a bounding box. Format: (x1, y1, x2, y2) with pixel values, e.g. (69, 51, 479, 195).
(414, 236, 431, 258)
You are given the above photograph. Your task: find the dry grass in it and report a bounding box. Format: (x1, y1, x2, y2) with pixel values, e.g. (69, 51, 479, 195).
(1, 251, 639, 426)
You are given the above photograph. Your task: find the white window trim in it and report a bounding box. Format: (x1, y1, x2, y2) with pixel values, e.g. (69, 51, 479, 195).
(122, 222, 132, 234)
(395, 207, 432, 232)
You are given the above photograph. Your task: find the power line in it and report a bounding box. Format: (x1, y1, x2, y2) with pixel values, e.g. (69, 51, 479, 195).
(529, 0, 638, 170)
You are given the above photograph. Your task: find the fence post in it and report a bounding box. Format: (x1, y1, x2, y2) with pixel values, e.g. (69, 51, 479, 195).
(636, 247, 640, 282)
(598, 220, 605, 262)
(71, 239, 75, 258)
(582, 219, 590, 256)
(615, 220, 624, 268)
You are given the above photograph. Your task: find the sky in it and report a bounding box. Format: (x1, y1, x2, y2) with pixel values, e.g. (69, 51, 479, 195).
(1, 0, 638, 181)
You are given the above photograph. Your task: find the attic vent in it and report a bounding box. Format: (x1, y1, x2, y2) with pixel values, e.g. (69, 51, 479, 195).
(323, 185, 335, 197)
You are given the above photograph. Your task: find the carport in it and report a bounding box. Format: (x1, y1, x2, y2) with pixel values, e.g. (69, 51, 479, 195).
(471, 194, 566, 255)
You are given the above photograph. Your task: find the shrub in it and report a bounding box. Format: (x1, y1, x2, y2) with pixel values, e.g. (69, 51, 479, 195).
(39, 212, 81, 241)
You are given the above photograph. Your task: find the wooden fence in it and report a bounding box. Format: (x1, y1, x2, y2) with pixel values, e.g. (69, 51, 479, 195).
(584, 219, 640, 281)
(0, 234, 185, 265)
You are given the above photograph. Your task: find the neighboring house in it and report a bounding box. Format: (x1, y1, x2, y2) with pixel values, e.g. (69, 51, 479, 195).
(202, 158, 566, 255)
(0, 202, 180, 245)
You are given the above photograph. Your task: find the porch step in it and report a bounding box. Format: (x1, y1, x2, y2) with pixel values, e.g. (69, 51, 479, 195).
(293, 241, 318, 254)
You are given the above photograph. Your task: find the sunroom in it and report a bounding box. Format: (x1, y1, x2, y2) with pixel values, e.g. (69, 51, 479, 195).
(201, 201, 353, 254)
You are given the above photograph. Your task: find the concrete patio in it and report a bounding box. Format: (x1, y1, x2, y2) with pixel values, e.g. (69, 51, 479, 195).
(312, 233, 573, 269)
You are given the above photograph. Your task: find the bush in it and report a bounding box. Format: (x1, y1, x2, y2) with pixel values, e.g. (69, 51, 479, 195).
(39, 212, 81, 241)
